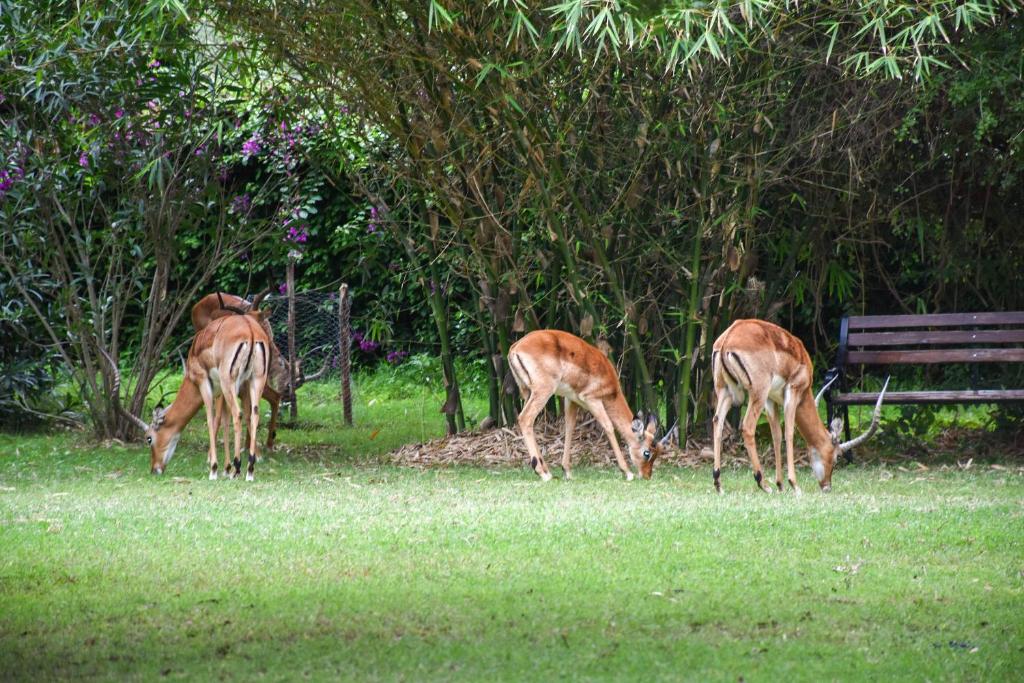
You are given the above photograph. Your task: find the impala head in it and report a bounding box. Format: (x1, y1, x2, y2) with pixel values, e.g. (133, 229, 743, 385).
(810, 377, 890, 491)
(631, 413, 679, 479)
(145, 406, 184, 475)
(102, 347, 182, 475)
(117, 404, 182, 475)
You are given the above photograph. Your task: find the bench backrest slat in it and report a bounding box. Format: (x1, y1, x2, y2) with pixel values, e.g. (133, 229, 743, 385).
(847, 312, 1024, 329)
(847, 349, 1024, 365)
(847, 330, 1024, 346)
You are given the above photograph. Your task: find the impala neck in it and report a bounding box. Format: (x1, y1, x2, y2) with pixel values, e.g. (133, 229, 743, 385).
(793, 389, 837, 484)
(164, 377, 204, 432)
(607, 393, 641, 448)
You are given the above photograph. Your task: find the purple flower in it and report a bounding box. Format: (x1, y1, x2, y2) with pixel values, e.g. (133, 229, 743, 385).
(352, 330, 364, 343)
(114, 108, 124, 119)
(0, 170, 14, 197)
(78, 152, 89, 168)
(278, 282, 287, 294)
(386, 350, 409, 365)
(88, 113, 101, 126)
(285, 224, 309, 244)
(359, 338, 379, 353)
(241, 135, 261, 159)
(230, 194, 251, 213)
(149, 59, 160, 68)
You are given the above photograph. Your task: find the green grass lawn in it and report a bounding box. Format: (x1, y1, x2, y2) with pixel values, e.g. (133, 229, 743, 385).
(1, 380, 1022, 681)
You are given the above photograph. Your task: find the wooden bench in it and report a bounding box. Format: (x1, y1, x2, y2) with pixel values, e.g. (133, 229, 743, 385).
(824, 312, 1024, 443)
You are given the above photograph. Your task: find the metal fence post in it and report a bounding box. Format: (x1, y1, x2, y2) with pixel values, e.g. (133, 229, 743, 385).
(287, 255, 297, 421)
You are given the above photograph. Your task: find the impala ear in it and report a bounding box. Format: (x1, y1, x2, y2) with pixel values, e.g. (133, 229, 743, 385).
(645, 412, 658, 433)
(631, 412, 644, 434)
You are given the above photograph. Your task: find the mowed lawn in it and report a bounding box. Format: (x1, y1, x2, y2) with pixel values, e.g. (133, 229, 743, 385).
(0, 386, 1022, 681)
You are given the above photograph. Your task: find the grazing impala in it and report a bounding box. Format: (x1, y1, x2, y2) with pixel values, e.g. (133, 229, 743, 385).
(192, 289, 287, 449)
(508, 329, 677, 481)
(193, 291, 334, 449)
(105, 310, 270, 480)
(710, 319, 888, 494)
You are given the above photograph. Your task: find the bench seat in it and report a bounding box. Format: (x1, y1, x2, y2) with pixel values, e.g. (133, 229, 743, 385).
(831, 389, 1024, 405)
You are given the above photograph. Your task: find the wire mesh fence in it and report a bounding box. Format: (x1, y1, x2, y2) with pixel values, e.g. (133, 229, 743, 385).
(265, 290, 342, 381)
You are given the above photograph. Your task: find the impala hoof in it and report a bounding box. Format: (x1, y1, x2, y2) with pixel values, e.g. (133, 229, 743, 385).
(245, 472, 254, 482)
(539, 471, 553, 482)
(625, 471, 635, 482)
(209, 471, 217, 481)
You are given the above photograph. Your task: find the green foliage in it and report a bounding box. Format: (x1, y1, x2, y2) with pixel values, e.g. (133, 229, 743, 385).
(6, 0, 1024, 440)
(219, 0, 1024, 440)
(0, 0, 290, 436)
(0, 258, 64, 427)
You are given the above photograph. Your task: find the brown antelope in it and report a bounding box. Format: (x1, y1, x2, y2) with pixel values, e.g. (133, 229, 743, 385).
(192, 290, 287, 449)
(105, 310, 270, 480)
(193, 291, 334, 448)
(508, 329, 677, 481)
(710, 319, 888, 494)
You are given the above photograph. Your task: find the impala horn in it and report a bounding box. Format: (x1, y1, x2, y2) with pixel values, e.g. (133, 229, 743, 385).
(217, 292, 249, 315)
(813, 373, 840, 410)
(836, 376, 890, 454)
(99, 347, 151, 433)
(249, 284, 273, 310)
(297, 348, 335, 386)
